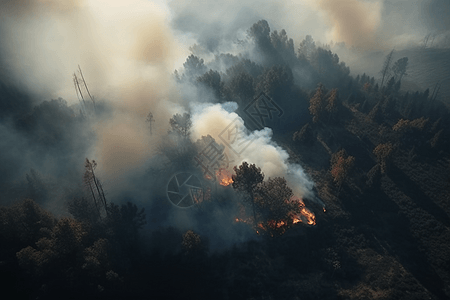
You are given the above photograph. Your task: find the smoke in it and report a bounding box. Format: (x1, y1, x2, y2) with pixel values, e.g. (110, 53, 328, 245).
(309, 0, 384, 49)
(190, 102, 315, 200)
(169, 0, 449, 55)
(422, 0, 450, 32)
(1, 0, 443, 247)
(0, 0, 190, 189)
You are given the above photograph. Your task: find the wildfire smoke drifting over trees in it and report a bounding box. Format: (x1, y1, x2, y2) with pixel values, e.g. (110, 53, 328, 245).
(1, 0, 450, 297)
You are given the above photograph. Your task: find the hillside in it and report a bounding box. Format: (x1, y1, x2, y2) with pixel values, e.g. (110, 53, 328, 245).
(1, 19, 450, 300)
(337, 47, 450, 105)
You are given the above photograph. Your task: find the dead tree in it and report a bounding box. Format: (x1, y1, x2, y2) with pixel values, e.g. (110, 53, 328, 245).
(83, 158, 107, 216)
(430, 82, 441, 101)
(146, 112, 155, 135)
(73, 73, 87, 116)
(73, 65, 95, 115)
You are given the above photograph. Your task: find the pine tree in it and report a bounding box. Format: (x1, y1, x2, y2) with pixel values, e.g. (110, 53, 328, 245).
(309, 83, 325, 123)
(380, 49, 395, 89)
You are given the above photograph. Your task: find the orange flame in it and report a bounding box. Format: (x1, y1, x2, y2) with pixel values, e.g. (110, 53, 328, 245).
(234, 196, 317, 237)
(216, 168, 233, 186)
(290, 196, 316, 226)
(298, 207, 316, 225)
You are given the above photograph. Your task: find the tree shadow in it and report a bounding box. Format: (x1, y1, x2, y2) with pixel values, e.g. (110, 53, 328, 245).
(388, 164, 450, 227)
(343, 187, 449, 299)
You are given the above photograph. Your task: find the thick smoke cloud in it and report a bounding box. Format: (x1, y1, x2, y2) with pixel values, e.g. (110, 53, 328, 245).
(310, 0, 383, 49)
(169, 0, 447, 53)
(190, 103, 315, 200)
(422, 0, 450, 32)
(0, 0, 188, 191)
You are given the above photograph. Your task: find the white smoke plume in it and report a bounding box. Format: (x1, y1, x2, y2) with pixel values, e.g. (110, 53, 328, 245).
(190, 102, 316, 200)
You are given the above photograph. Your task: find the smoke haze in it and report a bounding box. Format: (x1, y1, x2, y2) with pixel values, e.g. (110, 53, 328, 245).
(0, 0, 448, 240)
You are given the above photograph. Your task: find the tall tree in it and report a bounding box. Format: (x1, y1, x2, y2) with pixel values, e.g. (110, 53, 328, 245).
(379, 49, 395, 89)
(325, 89, 339, 123)
(373, 143, 394, 173)
(169, 113, 192, 139)
(256, 177, 296, 222)
(232, 162, 265, 222)
(298, 35, 316, 61)
(182, 55, 207, 80)
(225, 71, 254, 105)
(391, 57, 408, 82)
(309, 83, 325, 123)
(84, 158, 107, 216)
(197, 69, 223, 100)
(330, 149, 355, 192)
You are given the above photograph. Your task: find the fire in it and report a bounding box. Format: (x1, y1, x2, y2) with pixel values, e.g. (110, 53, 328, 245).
(298, 206, 316, 225)
(234, 196, 317, 237)
(290, 196, 316, 226)
(267, 220, 286, 228)
(216, 168, 233, 186)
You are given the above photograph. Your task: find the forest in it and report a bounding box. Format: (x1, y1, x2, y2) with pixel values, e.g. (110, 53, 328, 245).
(1, 14, 450, 300)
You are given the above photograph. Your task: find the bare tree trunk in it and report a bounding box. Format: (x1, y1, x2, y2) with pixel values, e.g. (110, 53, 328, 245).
(250, 190, 257, 224)
(78, 65, 95, 110)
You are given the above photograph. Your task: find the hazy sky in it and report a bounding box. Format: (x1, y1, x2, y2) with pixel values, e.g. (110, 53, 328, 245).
(167, 0, 450, 53)
(0, 0, 449, 192)
(1, 0, 449, 101)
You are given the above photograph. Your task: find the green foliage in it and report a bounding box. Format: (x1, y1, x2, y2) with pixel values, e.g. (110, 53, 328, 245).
(169, 113, 192, 139)
(224, 71, 254, 104)
(256, 64, 294, 98)
(379, 49, 395, 88)
(385, 76, 396, 94)
(270, 29, 296, 58)
(232, 162, 265, 221)
(232, 162, 265, 195)
(182, 55, 207, 80)
(196, 69, 223, 100)
(392, 57, 408, 81)
(255, 177, 296, 221)
(16, 217, 87, 277)
(0, 199, 56, 248)
(105, 202, 146, 239)
(298, 35, 316, 61)
(9, 197, 146, 296)
(225, 58, 264, 79)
